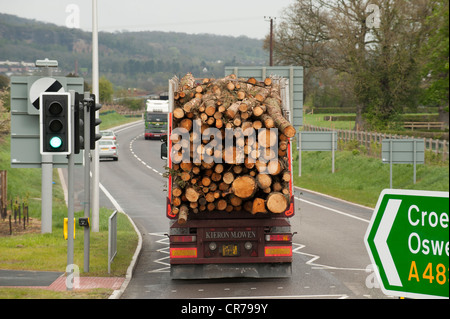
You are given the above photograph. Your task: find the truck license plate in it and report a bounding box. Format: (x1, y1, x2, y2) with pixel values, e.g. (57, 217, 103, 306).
(222, 244, 239, 257)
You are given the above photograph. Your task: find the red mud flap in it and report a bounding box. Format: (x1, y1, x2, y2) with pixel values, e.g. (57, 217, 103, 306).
(170, 263, 292, 279)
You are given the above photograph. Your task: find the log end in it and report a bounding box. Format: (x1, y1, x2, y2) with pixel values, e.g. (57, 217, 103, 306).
(231, 175, 257, 199)
(266, 192, 288, 214)
(252, 198, 267, 214)
(284, 125, 296, 138)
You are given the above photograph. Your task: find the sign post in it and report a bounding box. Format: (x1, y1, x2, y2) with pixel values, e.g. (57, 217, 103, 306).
(298, 131, 337, 176)
(382, 139, 425, 188)
(365, 189, 449, 299)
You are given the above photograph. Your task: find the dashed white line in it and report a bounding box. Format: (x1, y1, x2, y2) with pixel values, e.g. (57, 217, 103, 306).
(129, 133, 164, 177)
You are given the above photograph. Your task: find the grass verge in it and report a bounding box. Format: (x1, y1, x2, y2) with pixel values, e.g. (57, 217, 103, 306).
(293, 149, 449, 208)
(298, 112, 448, 206)
(0, 287, 113, 299)
(99, 111, 142, 131)
(0, 207, 138, 276)
(0, 112, 140, 299)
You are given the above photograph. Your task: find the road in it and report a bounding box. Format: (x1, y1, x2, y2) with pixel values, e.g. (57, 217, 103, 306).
(76, 120, 388, 299)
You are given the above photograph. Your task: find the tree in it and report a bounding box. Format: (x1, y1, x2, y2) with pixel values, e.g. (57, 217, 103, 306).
(420, 0, 449, 124)
(272, 0, 432, 130)
(0, 74, 9, 91)
(99, 76, 114, 104)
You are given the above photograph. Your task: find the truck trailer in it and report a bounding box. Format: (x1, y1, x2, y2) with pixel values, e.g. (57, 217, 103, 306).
(163, 74, 296, 279)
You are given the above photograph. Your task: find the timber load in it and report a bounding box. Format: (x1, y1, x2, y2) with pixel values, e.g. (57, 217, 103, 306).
(168, 73, 295, 224)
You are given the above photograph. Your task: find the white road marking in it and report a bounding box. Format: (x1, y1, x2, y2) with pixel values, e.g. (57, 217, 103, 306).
(99, 181, 124, 213)
(292, 243, 367, 271)
(295, 196, 370, 223)
(129, 133, 164, 177)
(206, 294, 349, 299)
(147, 232, 170, 273)
(114, 121, 143, 133)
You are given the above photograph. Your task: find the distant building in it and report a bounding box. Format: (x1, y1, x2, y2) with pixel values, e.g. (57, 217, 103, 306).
(0, 60, 38, 76)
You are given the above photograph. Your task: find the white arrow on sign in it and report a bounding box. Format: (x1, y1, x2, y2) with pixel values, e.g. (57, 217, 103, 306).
(373, 199, 403, 287)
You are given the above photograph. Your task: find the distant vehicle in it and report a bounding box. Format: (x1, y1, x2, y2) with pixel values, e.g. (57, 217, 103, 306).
(99, 140, 118, 161)
(145, 99, 168, 140)
(100, 130, 117, 141)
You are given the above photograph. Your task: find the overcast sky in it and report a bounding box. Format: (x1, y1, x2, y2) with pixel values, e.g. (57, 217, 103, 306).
(0, 0, 293, 39)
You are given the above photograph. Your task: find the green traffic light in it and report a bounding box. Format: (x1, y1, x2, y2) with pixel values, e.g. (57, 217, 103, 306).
(49, 136, 63, 149)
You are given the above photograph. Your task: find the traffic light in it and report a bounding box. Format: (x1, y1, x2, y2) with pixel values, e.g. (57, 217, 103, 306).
(74, 92, 84, 154)
(88, 94, 102, 150)
(40, 92, 71, 155)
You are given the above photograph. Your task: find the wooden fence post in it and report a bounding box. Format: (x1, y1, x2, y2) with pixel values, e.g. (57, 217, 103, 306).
(444, 141, 448, 161)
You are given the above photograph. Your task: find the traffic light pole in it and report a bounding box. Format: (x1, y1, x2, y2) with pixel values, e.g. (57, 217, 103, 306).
(41, 155, 53, 233)
(67, 91, 75, 290)
(92, 0, 100, 233)
(40, 65, 53, 234)
(83, 93, 91, 272)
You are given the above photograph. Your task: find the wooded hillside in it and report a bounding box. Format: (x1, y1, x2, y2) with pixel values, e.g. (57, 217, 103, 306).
(0, 13, 267, 92)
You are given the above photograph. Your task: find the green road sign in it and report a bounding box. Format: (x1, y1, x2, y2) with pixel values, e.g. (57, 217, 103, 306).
(365, 189, 449, 299)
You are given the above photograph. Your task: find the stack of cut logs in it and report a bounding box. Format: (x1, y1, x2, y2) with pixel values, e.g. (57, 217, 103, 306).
(169, 73, 296, 224)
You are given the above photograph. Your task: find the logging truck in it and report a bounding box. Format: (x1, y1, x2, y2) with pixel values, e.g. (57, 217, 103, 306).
(163, 74, 296, 279)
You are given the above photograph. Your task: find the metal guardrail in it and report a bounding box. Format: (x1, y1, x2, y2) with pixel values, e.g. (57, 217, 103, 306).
(108, 210, 118, 274)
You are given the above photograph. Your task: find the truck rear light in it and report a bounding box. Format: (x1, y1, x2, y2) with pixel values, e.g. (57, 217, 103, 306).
(265, 246, 292, 257)
(171, 235, 196, 243)
(265, 234, 292, 242)
(170, 247, 197, 258)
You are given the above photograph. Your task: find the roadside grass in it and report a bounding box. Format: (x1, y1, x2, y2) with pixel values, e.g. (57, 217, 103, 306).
(0, 112, 140, 299)
(303, 113, 355, 130)
(303, 112, 441, 131)
(0, 287, 112, 299)
(0, 207, 137, 276)
(99, 111, 141, 131)
(293, 149, 449, 208)
(297, 112, 449, 207)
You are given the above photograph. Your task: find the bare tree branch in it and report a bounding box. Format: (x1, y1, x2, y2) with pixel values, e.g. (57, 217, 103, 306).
(271, 0, 433, 129)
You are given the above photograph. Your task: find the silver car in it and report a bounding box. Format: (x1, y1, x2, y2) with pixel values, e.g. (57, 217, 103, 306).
(99, 140, 119, 161)
(100, 130, 117, 141)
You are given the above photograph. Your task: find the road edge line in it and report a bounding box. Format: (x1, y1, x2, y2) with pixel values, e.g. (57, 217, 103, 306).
(99, 181, 143, 300)
(294, 186, 375, 210)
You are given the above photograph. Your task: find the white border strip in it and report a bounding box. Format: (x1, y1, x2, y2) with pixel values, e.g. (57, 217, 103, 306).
(295, 196, 370, 223)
